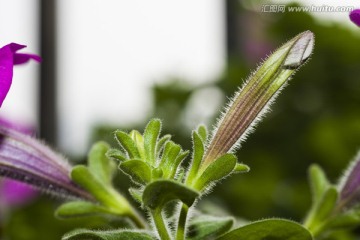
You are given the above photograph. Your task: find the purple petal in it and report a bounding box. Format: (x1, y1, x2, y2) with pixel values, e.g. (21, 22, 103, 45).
(338, 151, 360, 209)
(350, 9, 360, 27)
(0, 126, 92, 200)
(0, 43, 41, 107)
(0, 44, 14, 107)
(14, 53, 42, 65)
(0, 178, 38, 206)
(0, 117, 34, 135)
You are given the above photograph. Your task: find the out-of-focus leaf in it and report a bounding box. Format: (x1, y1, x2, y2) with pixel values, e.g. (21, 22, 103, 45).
(62, 229, 154, 240)
(55, 201, 111, 219)
(106, 148, 127, 162)
(71, 166, 130, 214)
(88, 142, 114, 185)
(187, 215, 233, 240)
(308, 164, 330, 204)
(217, 219, 313, 240)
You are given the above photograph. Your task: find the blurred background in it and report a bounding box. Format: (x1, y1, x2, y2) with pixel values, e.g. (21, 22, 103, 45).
(1, 0, 360, 239)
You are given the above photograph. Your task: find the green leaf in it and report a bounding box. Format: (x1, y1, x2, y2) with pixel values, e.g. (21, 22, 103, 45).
(143, 180, 199, 209)
(129, 188, 143, 203)
(160, 141, 181, 178)
(193, 154, 237, 191)
(197, 125, 208, 142)
(71, 166, 130, 214)
(129, 130, 146, 160)
(144, 119, 161, 166)
(88, 142, 114, 185)
(115, 130, 140, 159)
(156, 134, 171, 158)
(188, 215, 234, 240)
(308, 164, 330, 204)
(106, 148, 127, 162)
(217, 219, 313, 240)
(55, 201, 111, 219)
(325, 209, 360, 230)
(304, 186, 338, 235)
(152, 167, 163, 179)
(168, 150, 189, 179)
(62, 229, 154, 240)
(233, 163, 250, 173)
(119, 159, 152, 185)
(186, 131, 205, 185)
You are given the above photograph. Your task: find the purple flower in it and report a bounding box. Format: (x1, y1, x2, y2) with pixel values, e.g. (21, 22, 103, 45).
(0, 126, 92, 201)
(350, 9, 360, 27)
(0, 43, 41, 107)
(0, 178, 37, 206)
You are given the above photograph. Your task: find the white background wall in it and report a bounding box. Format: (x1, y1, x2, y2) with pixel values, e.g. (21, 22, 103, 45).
(57, 0, 226, 155)
(0, 0, 39, 129)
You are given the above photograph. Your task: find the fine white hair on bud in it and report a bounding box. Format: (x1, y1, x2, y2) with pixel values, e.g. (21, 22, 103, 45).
(201, 31, 315, 168)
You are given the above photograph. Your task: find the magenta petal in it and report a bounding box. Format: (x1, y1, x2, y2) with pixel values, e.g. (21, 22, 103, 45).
(0, 126, 92, 200)
(0, 44, 15, 107)
(1, 178, 38, 206)
(0, 43, 41, 107)
(14, 53, 42, 65)
(350, 9, 360, 27)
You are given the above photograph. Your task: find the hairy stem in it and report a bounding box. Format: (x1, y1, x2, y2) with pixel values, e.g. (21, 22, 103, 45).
(152, 208, 171, 240)
(176, 204, 189, 240)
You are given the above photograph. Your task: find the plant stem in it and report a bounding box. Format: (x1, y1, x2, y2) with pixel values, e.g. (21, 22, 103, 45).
(127, 208, 147, 229)
(176, 204, 189, 240)
(152, 208, 171, 240)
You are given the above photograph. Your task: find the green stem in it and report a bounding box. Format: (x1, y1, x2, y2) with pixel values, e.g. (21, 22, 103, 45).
(176, 204, 189, 240)
(152, 208, 171, 240)
(127, 208, 147, 229)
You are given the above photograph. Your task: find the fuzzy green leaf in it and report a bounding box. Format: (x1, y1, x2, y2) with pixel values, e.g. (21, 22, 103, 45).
(71, 166, 130, 214)
(115, 130, 140, 159)
(143, 180, 199, 209)
(156, 134, 171, 158)
(62, 229, 154, 240)
(217, 219, 313, 240)
(152, 167, 163, 180)
(129, 188, 143, 203)
(160, 141, 181, 178)
(188, 215, 233, 240)
(197, 125, 208, 142)
(144, 119, 161, 166)
(193, 154, 237, 191)
(119, 159, 152, 185)
(233, 163, 250, 173)
(186, 131, 205, 185)
(88, 142, 114, 185)
(55, 201, 111, 219)
(168, 150, 189, 179)
(106, 148, 127, 162)
(129, 130, 146, 160)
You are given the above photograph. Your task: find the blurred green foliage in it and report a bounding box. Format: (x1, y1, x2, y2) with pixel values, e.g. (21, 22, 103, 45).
(2, 2, 360, 239)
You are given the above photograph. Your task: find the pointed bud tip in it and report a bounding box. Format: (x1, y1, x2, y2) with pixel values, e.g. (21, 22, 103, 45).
(283, 31, 314, 69)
